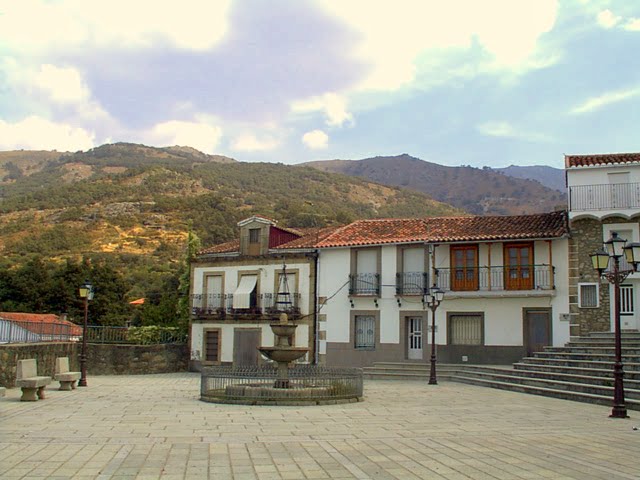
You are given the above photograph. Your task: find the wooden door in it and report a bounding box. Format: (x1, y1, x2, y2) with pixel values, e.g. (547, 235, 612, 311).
(233, 328, 261, 366)
(451, 245, 478, 291)
(523, 309, 551, 356)
(204, 330, 220, 362)
(505, 243, 533, 290)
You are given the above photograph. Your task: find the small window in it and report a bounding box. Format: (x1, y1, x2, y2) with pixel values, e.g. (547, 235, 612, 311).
(578, 283, 599, 308)
(448, 314, 483, 345)
(355, 315, 375, 349)
(621, 284, 634, 315)
(249, 228, 261, 244)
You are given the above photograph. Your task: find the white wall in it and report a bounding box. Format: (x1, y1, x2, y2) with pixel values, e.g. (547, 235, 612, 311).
(318, 238, 570, 350)
(191, 322, 309, 363)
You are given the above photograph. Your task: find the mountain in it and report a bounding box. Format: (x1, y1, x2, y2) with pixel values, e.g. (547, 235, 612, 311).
(490, 165, 565, 192)
(0, 144, 462, 277)
(303, 154, 566, 215)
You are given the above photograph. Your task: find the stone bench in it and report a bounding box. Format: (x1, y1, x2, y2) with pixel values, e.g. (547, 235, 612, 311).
(54, 357, 81, 391)
(16, 359, 51, 401)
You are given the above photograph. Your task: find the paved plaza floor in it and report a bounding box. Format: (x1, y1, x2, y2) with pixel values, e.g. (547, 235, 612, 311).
(1, 373, 639, 480)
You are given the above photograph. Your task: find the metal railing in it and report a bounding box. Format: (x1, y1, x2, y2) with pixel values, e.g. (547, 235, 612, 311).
(434, 265, 555, 292)
(396, 272, 429, 295)
(0, 320, 80, 344)
(85, 326, 186, 344)
(569, 182, 640, 211)
(191, 293, 302, 317)
(201, 365, 363, 404)
(349, 273, 381, 296)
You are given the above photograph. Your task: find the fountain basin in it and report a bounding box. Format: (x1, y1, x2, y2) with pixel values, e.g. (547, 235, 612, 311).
(269, 324, 298, 337)
(258, 347, 308, 363)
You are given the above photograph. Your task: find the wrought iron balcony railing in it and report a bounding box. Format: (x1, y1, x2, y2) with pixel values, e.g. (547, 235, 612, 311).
(395, 272, 429, 295)
(349, 273, 381, 296)
(433, 265, 555, 292)
(191, 293, 301, 317)
(569, 182, 640, 211)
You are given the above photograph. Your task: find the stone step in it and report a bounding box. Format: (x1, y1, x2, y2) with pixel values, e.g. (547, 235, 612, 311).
(532, 351, 640, 362)
(454, 368, 640, 399)
(450, 375, 640, 411)
(588, 331, 640, 339)
(520, 356, 640, 371)
(513, 362, 640, 380)
(566, 341, 640, 347)
(363, 363, 464, 381)
(543, 346, 640, 355)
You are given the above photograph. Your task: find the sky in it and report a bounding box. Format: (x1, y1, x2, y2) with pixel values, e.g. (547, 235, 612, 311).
(1, 0, 639, 168)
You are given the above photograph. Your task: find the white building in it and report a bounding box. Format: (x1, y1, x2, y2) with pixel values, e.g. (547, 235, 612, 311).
(315, 212, 570, 366)
(565, 153, 640, 335)
(191, 211, 571, 368)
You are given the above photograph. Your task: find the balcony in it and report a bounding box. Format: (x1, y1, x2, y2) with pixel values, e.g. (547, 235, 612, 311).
(191, 293, 302, 318)
(569, 182, 640, 211)
(349, 273, 381, 296)
(433, 265, 554, 293)
(395, 272, 429, 295)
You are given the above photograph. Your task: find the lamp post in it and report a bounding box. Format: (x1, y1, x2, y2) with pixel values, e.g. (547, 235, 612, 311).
(425, 286, 445, 385)
(590, 232, 640, 419)
(78, 281, 94, 387)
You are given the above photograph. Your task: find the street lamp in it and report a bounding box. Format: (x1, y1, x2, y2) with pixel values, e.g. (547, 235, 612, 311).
(78, 281, 94, 387)
(425, 286, 444, 385)
(590, 232, 639, 418)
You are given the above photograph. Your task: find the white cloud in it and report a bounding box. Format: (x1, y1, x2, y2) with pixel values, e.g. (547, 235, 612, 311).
(597, 10, 621, 28)
(319, 0, 558, 91)
(0, 116, 95, 151)
(149, 120, 223, 153)
(570, 87, 640, 115)
(0, 0, 232, 52)
(302, 130, 329, 149)
(231, 134, 280, 152)
(291, 93, 354, 127)
(32, 64, 90, 104)
(624, 18, 640, 31)
(477, 121, 551, 142)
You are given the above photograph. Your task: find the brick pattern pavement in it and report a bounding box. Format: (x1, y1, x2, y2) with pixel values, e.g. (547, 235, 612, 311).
(1, 373, 639, 479)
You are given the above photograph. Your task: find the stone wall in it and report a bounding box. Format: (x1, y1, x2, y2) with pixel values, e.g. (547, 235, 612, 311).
(0, 342, 188, 388)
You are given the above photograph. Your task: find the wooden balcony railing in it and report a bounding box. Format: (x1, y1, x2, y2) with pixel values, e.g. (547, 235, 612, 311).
(434, 265, 555, 292)
(569, 182, 640, 211)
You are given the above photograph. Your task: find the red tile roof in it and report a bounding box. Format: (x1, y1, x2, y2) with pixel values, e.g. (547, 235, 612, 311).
(0, 312, 83, 336)
(565, 152, 640, 168)
(312, 211, 568, 247)
(198, 211, 568, 254)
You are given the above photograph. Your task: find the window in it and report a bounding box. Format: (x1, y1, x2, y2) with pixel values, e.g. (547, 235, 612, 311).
(621, 284, 634, 315)
(249, 228, 261, 244)
(578, 283, 599, 308)
(450, 245, 478, 291)
(355, 315, 375, 349)
(504, 243, 534, 290)
(448, 313, 483, 345)
(204, 274, 224, 311)
(350, 248, 381, 296)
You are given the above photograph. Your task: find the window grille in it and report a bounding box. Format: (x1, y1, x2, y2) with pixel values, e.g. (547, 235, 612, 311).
(449, 314, 483, 345)
(355, 315, 375, 349)
(578, 283, 599, 308)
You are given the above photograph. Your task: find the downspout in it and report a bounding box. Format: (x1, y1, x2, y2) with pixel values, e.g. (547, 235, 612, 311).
(313, 249, 320, 364)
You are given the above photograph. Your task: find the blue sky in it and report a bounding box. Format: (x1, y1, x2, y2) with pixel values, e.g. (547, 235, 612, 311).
(1, 0, 639, 168)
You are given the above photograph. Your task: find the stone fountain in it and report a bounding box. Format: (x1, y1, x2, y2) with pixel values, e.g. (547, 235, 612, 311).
(258, 312, 308, 388)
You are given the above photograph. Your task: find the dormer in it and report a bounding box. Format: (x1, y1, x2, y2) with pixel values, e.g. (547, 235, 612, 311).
(238, 216, 274, 256)
(237, 216, 304, 256)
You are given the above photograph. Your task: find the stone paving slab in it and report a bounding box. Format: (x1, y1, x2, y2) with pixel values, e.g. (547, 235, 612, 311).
(1, 373, 639, 479)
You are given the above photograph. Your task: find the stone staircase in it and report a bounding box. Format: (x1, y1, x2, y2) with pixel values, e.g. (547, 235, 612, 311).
(450, 331, 640, 411)
(362, 362, 464, 381)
